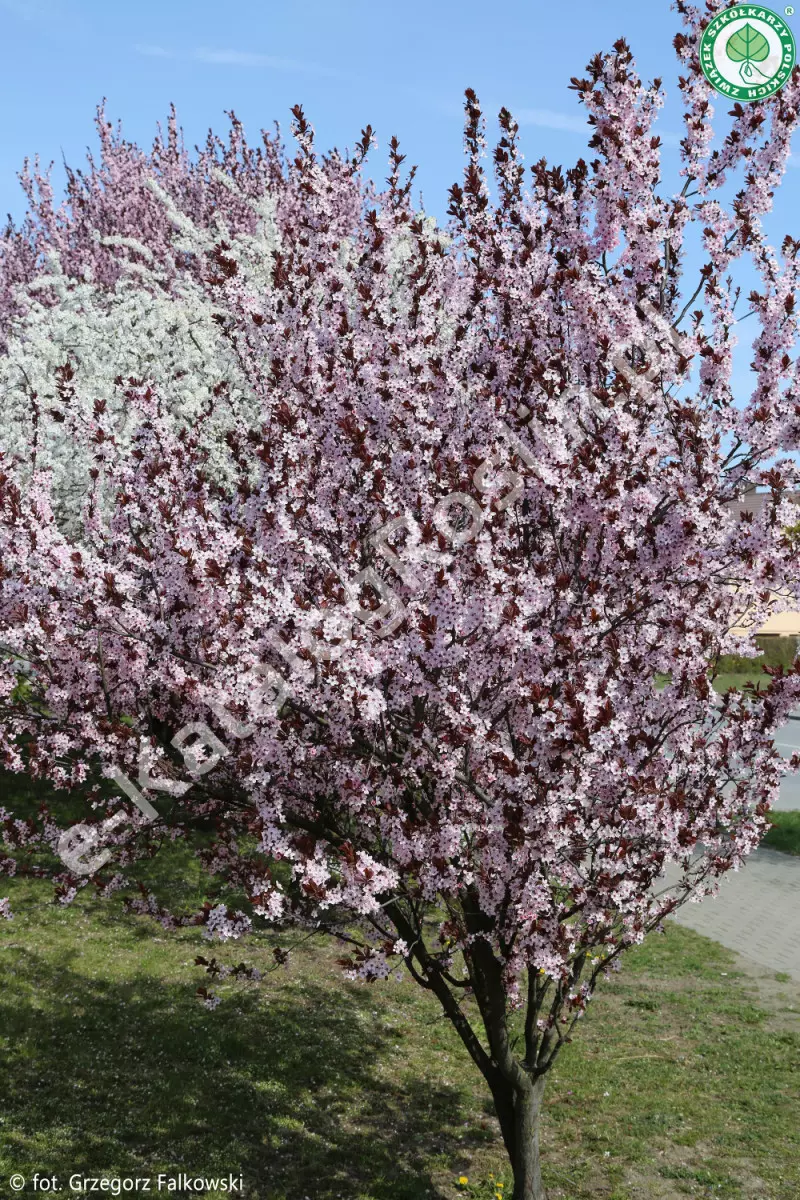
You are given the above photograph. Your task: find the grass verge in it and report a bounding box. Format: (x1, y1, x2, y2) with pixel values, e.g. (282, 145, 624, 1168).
(763, 810, 800, 856)
(656, 672, 767, 695)
(710, 672, 765, 695)
(0, 863, 798, 1199)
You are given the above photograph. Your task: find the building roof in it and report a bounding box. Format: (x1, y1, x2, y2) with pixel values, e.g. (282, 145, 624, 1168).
(728, 485, 800, 522)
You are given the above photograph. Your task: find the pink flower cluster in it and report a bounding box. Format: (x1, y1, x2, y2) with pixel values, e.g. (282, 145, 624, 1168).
(1, 10, 799, 1086)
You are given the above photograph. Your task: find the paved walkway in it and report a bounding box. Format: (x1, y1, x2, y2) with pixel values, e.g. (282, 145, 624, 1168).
(662, 715, 800, 977)
(665, 847, 800, 980)
(772, 715, 800, 810)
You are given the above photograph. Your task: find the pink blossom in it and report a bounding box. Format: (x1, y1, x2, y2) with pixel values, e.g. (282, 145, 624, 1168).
(1, 16, 800, 1195)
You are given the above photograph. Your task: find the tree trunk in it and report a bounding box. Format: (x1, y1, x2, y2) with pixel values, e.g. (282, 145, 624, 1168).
(510, 1074, 547, 1200)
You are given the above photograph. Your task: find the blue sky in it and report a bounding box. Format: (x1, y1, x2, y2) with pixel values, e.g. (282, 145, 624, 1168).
(1, 0, 798, 408)
(3, 0, 794, 222)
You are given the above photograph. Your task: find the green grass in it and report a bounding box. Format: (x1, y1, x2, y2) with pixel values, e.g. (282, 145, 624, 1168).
(1, 775, 799, 1198)
(711, 672, 767, 695)
(1, 880, 799, 1197)
(656, 671, 768, 695)
(763, 811, 800, 856)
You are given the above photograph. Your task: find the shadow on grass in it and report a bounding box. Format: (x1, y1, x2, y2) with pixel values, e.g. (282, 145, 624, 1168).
(1, 769, 492, 1196)
(0, 942, 477, 1200)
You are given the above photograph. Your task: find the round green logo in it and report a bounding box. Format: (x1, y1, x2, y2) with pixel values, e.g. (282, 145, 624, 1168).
(700, 6, 796, 99)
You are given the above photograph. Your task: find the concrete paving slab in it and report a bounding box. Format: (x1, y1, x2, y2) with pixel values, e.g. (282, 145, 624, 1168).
(665, 847, 800, 980)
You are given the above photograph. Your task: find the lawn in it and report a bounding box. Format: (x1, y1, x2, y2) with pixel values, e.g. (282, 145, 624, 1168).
(763, 811, 800, 857)
(710, 672, 766, 695)
(656, 672, 767, 695)
(1, 837, 799, 1199)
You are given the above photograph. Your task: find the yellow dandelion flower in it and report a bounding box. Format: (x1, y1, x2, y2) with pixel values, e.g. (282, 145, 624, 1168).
(458, 1177, 469, 1186)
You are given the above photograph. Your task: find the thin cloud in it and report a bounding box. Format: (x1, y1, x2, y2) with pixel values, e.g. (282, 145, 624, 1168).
(131, 42, 349, 80)
(0, 0, 50, 16)
(191, 47, 349, 80)
(516, 107, 682, 149)
(134, 43, 174, 59)
(0, 0, 70, 22)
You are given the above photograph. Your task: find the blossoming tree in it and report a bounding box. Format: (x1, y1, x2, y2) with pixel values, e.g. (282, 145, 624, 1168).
(2, 2, 800, 1196)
